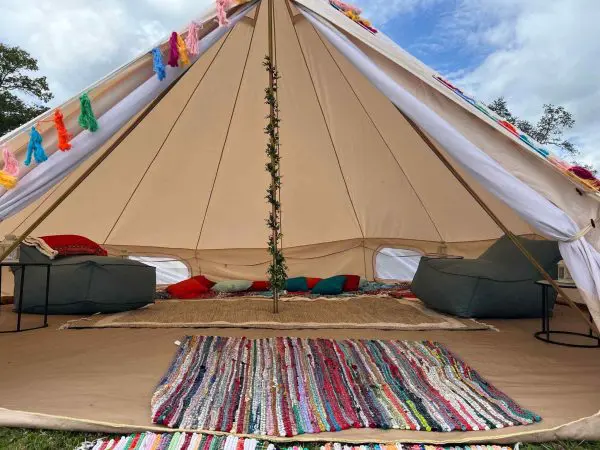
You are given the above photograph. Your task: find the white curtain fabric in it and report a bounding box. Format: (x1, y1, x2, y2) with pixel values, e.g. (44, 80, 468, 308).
(0, 2, 257, 221)
(300, 6, 600, 327)
(375, 248, 422, 281)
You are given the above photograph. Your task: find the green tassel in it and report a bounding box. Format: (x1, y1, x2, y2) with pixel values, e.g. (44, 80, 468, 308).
(78, 93, 99, 132)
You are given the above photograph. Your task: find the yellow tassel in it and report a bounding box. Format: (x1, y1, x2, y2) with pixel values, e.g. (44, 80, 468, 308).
(176, 34, 190, 66)
(0, 171, 17, 189)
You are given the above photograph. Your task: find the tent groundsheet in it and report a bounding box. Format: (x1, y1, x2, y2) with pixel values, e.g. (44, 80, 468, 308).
(0, 304, 598, 443)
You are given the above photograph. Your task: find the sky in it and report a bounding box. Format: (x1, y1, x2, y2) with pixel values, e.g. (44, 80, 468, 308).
(1, 0, 599, 167)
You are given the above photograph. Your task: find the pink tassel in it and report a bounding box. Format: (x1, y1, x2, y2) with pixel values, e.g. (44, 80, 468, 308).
(1, 145, 19, 177)
(330, 0, 362, 15)
(168, 32, 180, 67)
(216, 0, 231, 27)
(185, 22, 200, 56)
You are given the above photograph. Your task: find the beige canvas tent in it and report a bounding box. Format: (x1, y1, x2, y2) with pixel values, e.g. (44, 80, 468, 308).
(1, 0, 599, 285)
(0, 0, 600, 442)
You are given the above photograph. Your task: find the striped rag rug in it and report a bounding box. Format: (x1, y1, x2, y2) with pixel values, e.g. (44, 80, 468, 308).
(152, 337, 540, 436)
(76, 433, 515, 450)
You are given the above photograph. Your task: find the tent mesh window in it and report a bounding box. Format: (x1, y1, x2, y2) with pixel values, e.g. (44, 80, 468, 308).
(127, 256, 190, 286)
(376, 248, 423, 282)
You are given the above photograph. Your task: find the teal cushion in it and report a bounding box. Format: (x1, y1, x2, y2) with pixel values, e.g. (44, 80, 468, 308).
(212, 280, 253, 293)
(285, 277, 309, 292)
(312, 275, 346, 295)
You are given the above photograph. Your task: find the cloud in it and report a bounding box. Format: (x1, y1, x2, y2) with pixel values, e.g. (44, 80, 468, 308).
(0, 0, 214, 105)
(352, 0, 442, 26)
(437, 0, 600, 167)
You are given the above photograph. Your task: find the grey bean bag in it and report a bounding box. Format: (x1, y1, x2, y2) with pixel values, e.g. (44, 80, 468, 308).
(13, 245, 156, 315)
(411, 236, 561, 318)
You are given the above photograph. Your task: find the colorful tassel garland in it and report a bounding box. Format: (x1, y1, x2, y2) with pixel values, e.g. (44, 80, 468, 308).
(216, 0, 231, 27)
(78, 93, 99, 132)
(168, 32, 180, 67)
(0, 145, 18, 189)
(53, 109, 72, 151)
(24, 126, 48, 166)
(185, 22, 200, 56)
(152, 48, 166, 81)
(176, 33, 190, 65)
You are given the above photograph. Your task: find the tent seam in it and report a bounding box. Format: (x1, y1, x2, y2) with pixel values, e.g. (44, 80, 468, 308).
(195, 1, 262, 252)
(101, 30, 236, 246)
(287, 7, 366, 243)
(311, 26, 446, 245)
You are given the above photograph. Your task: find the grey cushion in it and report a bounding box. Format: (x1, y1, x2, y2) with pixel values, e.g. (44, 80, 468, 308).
(13, 246, 156, 315)
(412, 236, 561, 319)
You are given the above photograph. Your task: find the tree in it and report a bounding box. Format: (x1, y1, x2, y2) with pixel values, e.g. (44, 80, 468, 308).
(0, 43, 53, 137)
(488, 97, 578, 157)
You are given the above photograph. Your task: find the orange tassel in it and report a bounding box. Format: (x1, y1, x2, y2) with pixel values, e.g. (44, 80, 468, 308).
(54, 109, 72, 151)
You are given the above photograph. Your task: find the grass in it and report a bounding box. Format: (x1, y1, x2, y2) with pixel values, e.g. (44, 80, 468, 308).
(0, 428, 598, 450)
(0, 427, 105, 450)
(522, 444, 600, 450)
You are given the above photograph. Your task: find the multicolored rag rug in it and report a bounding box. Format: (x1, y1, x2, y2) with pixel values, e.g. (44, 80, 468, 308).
(76, 432, 515, 450)
(152, 337, 540, 435)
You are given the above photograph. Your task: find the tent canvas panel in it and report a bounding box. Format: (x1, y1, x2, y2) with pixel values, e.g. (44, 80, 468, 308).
(0, 0, 598, 326)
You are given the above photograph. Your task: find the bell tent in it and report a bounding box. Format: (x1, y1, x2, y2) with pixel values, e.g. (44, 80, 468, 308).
(0, 0, 599, 328)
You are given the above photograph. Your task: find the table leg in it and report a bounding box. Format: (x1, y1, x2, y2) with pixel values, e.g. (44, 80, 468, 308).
(540, 285, 545, 333)
(16, 266, 25, 332)
(544, 285, 550, 340)
(43, 265, 50, 327)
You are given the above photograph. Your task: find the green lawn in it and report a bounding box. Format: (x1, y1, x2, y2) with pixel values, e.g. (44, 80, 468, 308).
(0, 428, 105, 450)
(0, 428, 598, 450)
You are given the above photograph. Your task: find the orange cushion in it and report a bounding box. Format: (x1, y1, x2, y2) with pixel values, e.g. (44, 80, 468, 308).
(167, 278, 210, 299)
(306, 277, 322, 290)
(343, 275, 361, 291)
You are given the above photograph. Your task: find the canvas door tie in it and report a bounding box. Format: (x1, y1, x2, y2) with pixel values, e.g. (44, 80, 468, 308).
(564, 218, 599, 242)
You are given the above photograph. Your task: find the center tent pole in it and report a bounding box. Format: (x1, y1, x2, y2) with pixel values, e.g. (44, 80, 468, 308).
(267, 0, 279, 313)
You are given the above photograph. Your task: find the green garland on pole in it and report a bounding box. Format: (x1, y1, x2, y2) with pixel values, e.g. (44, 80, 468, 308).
(263, 55, 287, 310)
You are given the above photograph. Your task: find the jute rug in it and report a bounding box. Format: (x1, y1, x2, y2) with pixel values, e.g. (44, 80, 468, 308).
(60, 297, 493, 331)
(75, 431, 514, 450)
(152, 336, 540, 435)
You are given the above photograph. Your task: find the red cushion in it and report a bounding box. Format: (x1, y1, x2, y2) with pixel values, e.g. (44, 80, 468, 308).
(41, 234, 107, 257)
(192, 275, 215, 289)
(306, 277, 322, 290)
(250, 280, 271, 291)
(167, 278, 210, 299)
(342, 275, 361, 291)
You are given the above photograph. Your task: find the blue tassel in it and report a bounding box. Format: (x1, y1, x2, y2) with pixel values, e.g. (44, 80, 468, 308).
(24, 126, 47, 166)
(152, 48, 166, 81)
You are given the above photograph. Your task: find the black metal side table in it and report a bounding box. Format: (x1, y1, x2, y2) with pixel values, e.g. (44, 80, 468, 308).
(534, 280, 600, 348)
(0, 261, 51, 333)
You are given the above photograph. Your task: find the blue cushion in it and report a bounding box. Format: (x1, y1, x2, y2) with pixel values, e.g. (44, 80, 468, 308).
(312, 275, 346, 295)
(285, 277, 309, 292)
